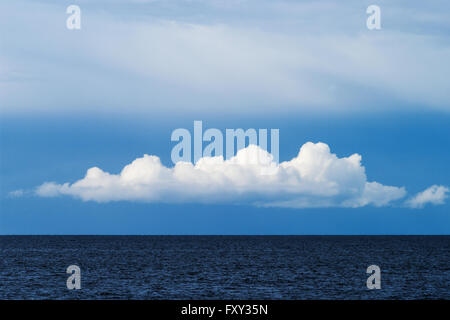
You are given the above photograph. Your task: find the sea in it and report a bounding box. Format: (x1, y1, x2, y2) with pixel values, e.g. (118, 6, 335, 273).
(0, 236, 449, 299)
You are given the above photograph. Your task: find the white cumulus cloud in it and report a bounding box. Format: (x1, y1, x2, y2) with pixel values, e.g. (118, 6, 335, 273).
(35, 142, 408, 208)
(406, 185, 449, 208)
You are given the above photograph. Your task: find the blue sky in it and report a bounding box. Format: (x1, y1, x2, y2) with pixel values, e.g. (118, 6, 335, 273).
(1, 1, 449, 234)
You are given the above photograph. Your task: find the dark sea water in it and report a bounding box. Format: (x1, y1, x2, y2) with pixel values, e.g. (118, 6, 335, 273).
(0, 236, 449, 299)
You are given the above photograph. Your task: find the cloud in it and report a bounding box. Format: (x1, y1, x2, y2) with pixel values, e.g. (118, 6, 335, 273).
(405, 185, 449, 208)
(35, 142, 408, 208)
(8, 189, 24, 198)
(1, 1, 450, 115)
